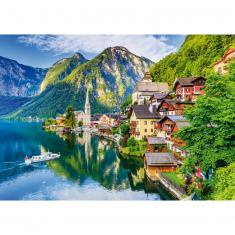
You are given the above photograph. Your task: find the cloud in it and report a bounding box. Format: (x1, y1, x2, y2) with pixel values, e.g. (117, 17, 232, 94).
(18, 35, 177, 62)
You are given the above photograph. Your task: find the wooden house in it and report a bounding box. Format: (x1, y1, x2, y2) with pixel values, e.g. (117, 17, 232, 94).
(147, 136, 167, 153)
(156, 99, 194, 117)
(144, 152, 178, 179)
(158, 115, 189, 159)
(173, 77, 206, 102)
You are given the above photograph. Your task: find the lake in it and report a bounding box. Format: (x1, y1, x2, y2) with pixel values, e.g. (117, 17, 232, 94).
(0, 122, 174, 200)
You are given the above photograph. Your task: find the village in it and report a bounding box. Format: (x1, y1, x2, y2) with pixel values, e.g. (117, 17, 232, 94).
(42, 48, 235, 199)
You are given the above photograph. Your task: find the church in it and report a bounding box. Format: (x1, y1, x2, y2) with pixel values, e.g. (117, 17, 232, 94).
(74, 88, 91, 127)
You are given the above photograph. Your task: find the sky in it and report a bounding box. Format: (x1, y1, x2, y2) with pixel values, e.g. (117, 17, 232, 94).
(0, 35, 185, 68)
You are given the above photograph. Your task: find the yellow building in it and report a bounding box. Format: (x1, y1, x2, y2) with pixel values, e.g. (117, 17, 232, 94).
(130, 104, 160, 140)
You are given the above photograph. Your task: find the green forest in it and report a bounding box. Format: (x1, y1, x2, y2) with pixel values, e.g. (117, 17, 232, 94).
(150, 35, 235, 86)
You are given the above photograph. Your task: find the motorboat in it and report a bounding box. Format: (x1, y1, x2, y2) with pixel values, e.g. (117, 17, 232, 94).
(24, 152, 60, 165)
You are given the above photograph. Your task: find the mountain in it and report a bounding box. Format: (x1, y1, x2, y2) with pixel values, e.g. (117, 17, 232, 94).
(0, 56, 47, 97)
(40, 53, 88, 92)
(10, 46, 153, 118)
(0, 96, 31, 116)
(150, 35, 235, 86)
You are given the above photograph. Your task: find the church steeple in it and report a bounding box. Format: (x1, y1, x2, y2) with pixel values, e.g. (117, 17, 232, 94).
(84, 88, 91, 126)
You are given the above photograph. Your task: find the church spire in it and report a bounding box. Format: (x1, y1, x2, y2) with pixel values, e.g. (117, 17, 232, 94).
(84, 87, 91, 127)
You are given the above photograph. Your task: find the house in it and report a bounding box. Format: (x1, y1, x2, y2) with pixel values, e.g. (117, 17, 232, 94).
(156, 99, 194, 117)
(55, 115, 65, 126)
(147, 136, 167, 153)
(132, 72, 169, 105)
(130, 104, 161, 140)
(158, 115, 189, 158)
(144, 152, 178, 178)
(148, 92, 173, 107)
(99, 114, 118, 127)
(214, 48, 235, 74)
(173, 77, 206, 102)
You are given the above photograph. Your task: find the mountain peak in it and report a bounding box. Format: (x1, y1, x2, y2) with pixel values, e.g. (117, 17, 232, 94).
(73, 52, 88, 61)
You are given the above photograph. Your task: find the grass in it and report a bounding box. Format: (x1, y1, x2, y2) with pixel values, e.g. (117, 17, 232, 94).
(162, 172, 185, 187)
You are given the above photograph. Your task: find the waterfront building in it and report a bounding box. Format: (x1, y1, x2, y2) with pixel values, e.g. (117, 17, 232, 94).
(130, 104, 160, 140)
(173, 77, 205, 102)
(99, 114, 118, 128)
(144, 152, 178, 176)
(132, 72, 169, 105)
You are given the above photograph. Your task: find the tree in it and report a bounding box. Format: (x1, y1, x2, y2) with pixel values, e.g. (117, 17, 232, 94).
(209, 162, 235, 200)
(65, 106, 76, 128)
(177, 62, 235, 174)
(120, 95, 132, 113)
(127, 136, 137, 147)
(78, 120, 83, 127)
(120, 122, 130, 136)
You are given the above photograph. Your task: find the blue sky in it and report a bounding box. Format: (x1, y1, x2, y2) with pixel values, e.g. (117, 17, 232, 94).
(0, 35, 185, 68)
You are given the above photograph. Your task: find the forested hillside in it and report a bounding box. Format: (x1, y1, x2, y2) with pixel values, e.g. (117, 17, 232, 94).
(150, 35, 235, 86)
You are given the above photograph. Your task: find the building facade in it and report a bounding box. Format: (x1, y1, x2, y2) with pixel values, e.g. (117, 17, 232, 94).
(173, 77, 205, 102)
(130, 104, 160, 140)
(132, 72, 169, 105)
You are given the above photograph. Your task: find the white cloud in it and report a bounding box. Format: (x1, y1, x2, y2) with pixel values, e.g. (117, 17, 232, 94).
(18, 35, 177, 62)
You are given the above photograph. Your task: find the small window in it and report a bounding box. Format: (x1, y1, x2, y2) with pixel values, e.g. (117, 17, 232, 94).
(145, 129, 147, 133)
(144, 121, 147, 125)
(151, 129, 153, 132)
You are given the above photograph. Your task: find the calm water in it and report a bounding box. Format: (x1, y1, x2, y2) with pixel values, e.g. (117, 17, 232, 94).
(0, 122, 174, 200)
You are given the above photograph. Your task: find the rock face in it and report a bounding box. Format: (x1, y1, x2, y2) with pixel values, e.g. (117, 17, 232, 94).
(12, 46, 153, 117)
(0, 56, 47, 97)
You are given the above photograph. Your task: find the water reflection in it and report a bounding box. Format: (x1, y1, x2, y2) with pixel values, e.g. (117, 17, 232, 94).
(0, 122, 174, 200)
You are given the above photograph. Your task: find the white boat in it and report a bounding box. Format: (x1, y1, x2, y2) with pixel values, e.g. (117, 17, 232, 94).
(24, 152, 60, 165)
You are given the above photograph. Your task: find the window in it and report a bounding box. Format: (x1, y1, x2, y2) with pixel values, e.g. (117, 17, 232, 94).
(145, 129, 147, 133)
(151, 129, 153, 132)
(151, 121, 154, 125)
(144, 121, 147, 125)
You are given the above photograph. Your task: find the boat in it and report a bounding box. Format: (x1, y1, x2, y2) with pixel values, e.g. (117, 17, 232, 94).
(24, 152, 60, 165)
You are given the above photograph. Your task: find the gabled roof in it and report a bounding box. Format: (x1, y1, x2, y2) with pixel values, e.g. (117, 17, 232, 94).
(159, 115, 190, 129)
(157, 99, 194, 112)
(147, 137, 166, 145)
(159, 115, 187, 123)
(136, 82, 169, 93)
(145, 152, 177, 166)
(132, 104, 160, 119)
(173, 77, 206, 90)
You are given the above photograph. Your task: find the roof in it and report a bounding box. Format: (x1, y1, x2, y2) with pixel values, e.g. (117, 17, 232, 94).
(132, 104, 160, 119)
(167, 115, 186, 122)
(159, 115, 187, 123)
(157, 99, 194, 112)
(136, 82, 169, 93)
(142, 72, 152, 81)
(147, 137, 166, 144)
(145, 152, 177, 166)
(173, 77, 205, 90)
